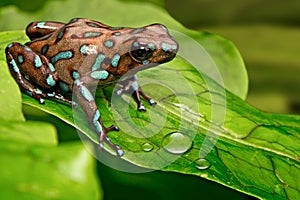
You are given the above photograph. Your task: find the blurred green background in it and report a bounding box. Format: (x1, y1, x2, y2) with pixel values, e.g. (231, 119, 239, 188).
(1, 0, 299, 199)
(166, 0, 300, 115)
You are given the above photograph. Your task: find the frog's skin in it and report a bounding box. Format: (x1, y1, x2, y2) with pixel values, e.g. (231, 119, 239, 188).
(5, 18, 178, 156)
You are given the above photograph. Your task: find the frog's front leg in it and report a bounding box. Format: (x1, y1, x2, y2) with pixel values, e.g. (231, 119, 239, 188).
(73, 79, 124, 157)
(5, 42, 72, 104)
(117, 75, 156, 111)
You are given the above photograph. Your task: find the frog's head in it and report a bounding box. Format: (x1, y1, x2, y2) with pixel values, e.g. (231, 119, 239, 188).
(108, 23, 178, 76)
(128, 24, 178, 64)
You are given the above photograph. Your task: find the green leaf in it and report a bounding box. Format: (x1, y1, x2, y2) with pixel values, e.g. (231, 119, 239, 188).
(0, 140, 101, 199)
(0, 120, 57, 145)
(1, 29, 299, 199)
(1, 1, 299, 199)
(0, 0, 248, 99)
(0, 32, 28, 121)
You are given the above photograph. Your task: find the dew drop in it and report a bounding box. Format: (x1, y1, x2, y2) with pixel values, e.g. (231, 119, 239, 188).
(142, 143, 154, 152)
(194, 158, 211, 170)
(162, 132, 193, 154)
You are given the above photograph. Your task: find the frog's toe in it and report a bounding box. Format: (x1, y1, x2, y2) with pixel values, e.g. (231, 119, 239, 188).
(116, 148, 125, 157)
(138, 104, 146, 112)
(107, 125, 119, 132)
(29, 90, 47, 104)
(72, 101, 78, 108)
(39, 98, 45, 104)
(99, 142, 105, 151)
(115, 89, 123, 96)
(149, 99, 156, 106)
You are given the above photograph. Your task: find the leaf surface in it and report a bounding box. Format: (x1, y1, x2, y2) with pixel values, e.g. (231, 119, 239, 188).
(1, 31, 299, 199)
(0, 140, 101, 200)
(0, 1, 299, 199)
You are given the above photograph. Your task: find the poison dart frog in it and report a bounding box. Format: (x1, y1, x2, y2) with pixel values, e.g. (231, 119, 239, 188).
(5, 18, 178, 156)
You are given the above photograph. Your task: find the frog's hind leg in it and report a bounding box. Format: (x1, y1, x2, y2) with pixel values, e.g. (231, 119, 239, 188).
(26, 21, 65, 40)
(73, 79, 124, 157)
(5, 42, 72, 105)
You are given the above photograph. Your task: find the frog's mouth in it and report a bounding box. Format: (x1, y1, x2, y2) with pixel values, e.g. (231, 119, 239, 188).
(139, 62, 159, 70)
(130, 52, 177, 73)
(152, 48, 178, 64)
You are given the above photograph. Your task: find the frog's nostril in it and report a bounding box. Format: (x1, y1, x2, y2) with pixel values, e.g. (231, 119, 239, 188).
(169, 44, 179, 54)
(161, 42, 178, 54)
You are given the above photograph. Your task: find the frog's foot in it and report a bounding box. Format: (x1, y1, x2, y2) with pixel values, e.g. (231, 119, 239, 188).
(26, 89, 75, 106)
(23, 88, 47, 104)
(116, 86, 156, 112)
(27, 89, 75, 105)
(137, 87, 157, 107)
(99, 125, 124, 157)
(132, 87, 156, 112)
(46, 92, 76, 106)
(116, 75, 156, 112)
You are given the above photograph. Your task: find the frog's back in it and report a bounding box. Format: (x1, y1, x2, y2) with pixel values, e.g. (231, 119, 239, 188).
(26, 18, 110, 61)
(26, 19, 117, 85)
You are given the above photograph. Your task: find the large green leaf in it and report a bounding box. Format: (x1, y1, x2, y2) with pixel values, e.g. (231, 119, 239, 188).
(1, 1, 299, 199)
(0, 0, 247, 99)
(1, 29, 299, 199)
(0, 137, 101, 199)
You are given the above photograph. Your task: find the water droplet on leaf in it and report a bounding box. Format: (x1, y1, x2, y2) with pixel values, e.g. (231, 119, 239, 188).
(194, 158, 211, 170)
(142, 143, 154, 152)
(162, 132, 192, 154)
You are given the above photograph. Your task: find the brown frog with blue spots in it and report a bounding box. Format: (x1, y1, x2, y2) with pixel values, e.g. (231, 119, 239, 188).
(5, 18, 178, 156)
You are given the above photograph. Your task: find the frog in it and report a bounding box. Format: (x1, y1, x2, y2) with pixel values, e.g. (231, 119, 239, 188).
(5, 18, 178, 156)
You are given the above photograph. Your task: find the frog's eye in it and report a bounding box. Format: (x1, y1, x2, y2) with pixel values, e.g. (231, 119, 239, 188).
(129, 46, 154, 63)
